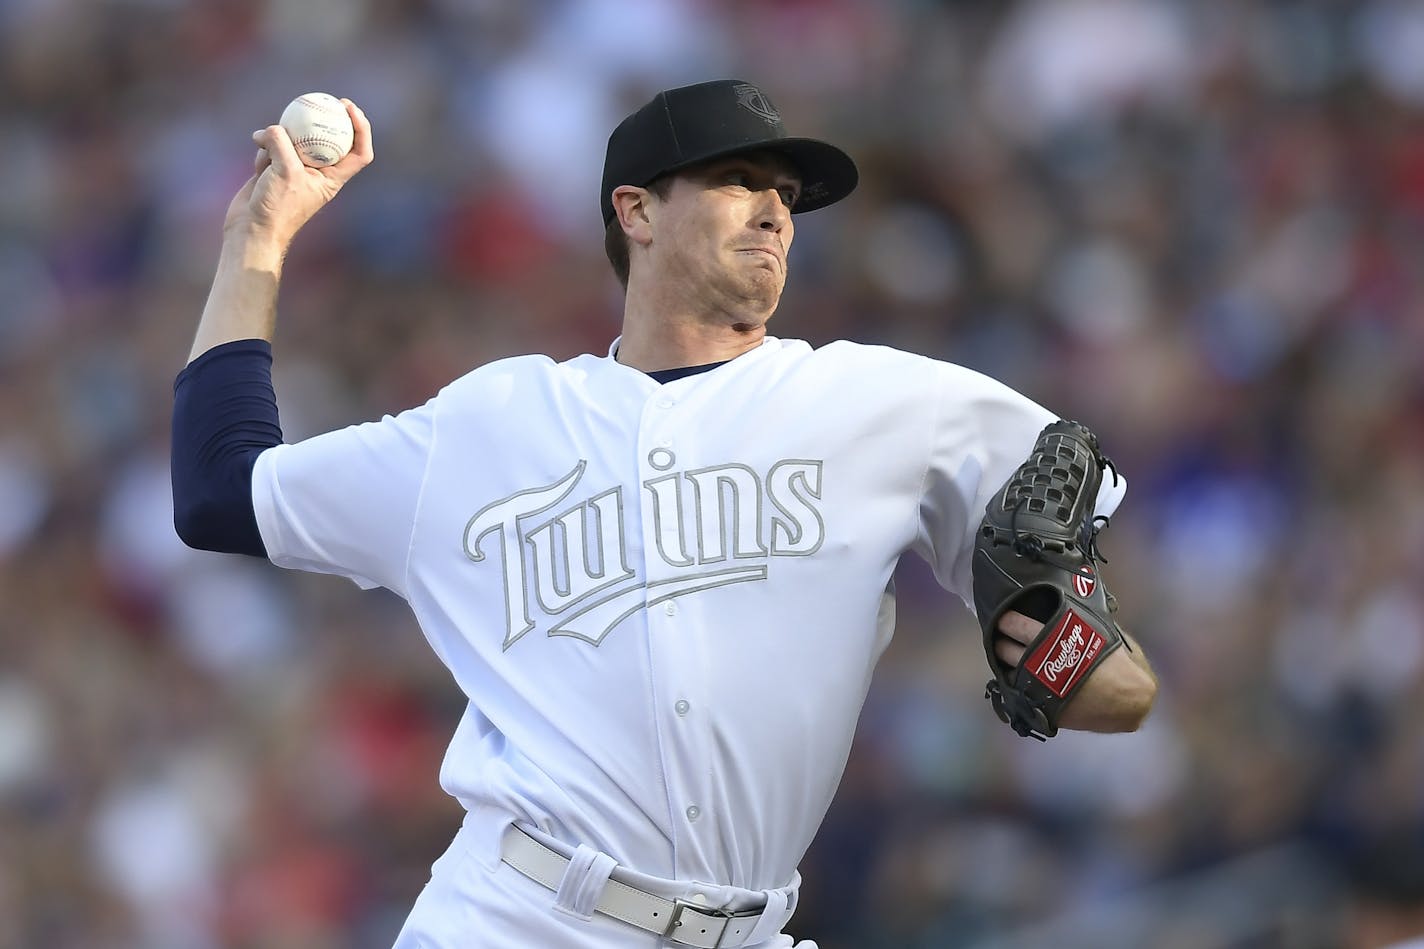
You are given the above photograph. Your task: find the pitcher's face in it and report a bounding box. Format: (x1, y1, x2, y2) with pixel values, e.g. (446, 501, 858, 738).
(648, 152, 801, 323)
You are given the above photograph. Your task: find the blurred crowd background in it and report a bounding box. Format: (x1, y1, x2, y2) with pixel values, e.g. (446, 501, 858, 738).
(3, 0, 1424, 946)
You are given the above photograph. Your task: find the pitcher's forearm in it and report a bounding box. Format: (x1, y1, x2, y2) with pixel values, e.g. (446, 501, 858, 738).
(1121, 630, 1156, 678)
(1057, 630, 1158, 733)
(188, 100, 372, 363)
(188, 231, 287, 363)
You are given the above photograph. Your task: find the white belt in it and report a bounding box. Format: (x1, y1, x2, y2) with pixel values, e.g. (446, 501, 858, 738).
(499, 824, 769, 948)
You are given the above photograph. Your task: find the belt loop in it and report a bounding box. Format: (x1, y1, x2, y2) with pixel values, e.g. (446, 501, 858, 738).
(551, 843, 617, 921)
(741, 870, 800, 946)
(742, 887, 788, 945)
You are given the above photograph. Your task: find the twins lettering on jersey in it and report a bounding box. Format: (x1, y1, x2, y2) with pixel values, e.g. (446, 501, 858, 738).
(463, 452, 825, 649)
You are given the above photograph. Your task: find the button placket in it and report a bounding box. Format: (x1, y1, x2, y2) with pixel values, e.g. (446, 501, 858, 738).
(637, 385, 713, 858)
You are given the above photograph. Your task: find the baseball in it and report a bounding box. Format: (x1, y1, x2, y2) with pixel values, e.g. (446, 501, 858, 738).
(279, 92, 354, 168)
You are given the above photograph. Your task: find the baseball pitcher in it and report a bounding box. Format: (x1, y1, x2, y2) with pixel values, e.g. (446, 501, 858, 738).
(172, 80, 1158, 948)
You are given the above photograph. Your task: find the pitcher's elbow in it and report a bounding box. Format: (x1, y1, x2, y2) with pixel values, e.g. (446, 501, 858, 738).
(1122, 674, 1159, 732)
(173, 497, 217, 551)
(172, 495, 266, 557)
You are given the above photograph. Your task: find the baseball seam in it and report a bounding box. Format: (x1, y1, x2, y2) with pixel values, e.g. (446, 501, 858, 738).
(291, 137, 345, 162)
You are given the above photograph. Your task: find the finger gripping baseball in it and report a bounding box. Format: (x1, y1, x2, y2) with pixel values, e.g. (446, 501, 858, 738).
(972, 420, 1125, 740)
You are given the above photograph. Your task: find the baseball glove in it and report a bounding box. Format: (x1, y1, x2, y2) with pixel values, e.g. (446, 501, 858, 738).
(972, 420, 1124, 740)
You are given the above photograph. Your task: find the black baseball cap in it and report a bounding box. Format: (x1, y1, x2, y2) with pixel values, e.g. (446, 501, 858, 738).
(600, 79, 858, 227)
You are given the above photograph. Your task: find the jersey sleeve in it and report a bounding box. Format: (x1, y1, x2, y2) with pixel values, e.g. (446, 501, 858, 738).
(250, 398, 437, 598)
(913, 363, 1126, 605)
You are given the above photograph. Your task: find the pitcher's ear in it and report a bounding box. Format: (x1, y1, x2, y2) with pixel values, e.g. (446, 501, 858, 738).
(612, 185, 655, 246)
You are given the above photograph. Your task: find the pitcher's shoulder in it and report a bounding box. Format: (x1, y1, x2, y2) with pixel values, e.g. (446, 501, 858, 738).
(790, 339, 946, 377)
(436, 353, 565, 405)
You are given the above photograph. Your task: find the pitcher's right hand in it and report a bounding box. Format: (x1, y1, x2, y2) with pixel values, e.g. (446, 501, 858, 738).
(223, 97, 373, 250)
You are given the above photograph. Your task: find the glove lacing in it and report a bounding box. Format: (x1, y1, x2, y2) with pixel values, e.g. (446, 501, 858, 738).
(1005, 449, 1118, 569)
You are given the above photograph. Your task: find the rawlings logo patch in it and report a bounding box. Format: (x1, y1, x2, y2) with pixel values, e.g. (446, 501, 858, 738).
(1073, 567, 1096, 598)
(1026, 610, 1104, 698)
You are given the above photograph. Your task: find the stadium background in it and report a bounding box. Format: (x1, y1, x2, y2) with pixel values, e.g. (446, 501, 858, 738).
(2, 1, 1423, 946)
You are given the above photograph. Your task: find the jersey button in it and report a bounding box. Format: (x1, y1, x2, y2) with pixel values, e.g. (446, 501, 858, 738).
(664, 601, 677, 616)
(657, 397, 675, 409)
(675, 700, 690, 716)
(686, 805, 701, 822)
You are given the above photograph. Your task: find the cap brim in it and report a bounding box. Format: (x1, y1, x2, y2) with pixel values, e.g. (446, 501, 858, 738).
(662, 137, 859, 214)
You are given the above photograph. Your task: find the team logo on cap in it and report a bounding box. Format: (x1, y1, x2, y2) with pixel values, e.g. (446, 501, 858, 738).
(734, 83, 781, 125)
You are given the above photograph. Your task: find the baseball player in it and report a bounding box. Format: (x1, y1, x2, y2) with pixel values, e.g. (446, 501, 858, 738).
(172, 80, 1157, 948)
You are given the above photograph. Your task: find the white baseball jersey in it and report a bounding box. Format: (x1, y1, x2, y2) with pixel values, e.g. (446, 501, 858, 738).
(250, 335, 1125, 940)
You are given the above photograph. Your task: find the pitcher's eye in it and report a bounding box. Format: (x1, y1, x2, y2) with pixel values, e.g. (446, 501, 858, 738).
(723, 171, 751, 188)
(779, 187, 799, 209)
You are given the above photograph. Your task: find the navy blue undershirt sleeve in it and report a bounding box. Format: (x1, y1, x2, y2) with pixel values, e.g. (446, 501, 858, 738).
(171, 339, 283, 557)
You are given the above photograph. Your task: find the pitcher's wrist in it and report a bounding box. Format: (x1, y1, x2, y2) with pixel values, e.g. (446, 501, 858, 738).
(219, 225, 288, 274)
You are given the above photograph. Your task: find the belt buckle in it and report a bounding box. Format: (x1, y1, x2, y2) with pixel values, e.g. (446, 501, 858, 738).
(664, 899, 762, 949)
